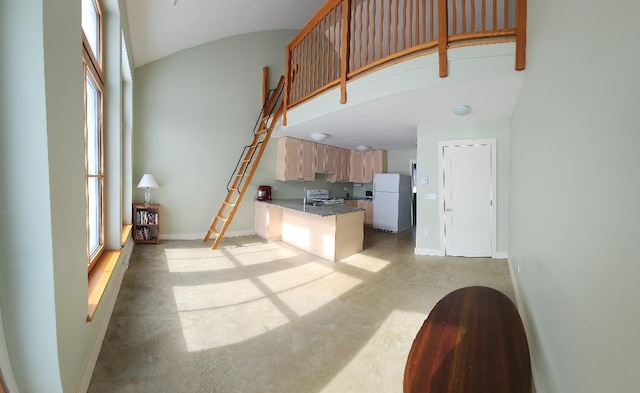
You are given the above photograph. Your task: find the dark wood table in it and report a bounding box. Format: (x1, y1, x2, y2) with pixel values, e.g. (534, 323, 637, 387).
(404, 286, 532, 393)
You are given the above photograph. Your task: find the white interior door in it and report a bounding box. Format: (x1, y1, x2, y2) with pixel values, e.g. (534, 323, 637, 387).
(443, 143, 493, 257)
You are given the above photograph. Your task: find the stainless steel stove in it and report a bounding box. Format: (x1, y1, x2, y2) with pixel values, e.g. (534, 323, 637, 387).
(305, 189, 344, 205)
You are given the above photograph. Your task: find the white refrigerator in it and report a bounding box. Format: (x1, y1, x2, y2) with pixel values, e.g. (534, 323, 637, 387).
(373, 173, 413, 233)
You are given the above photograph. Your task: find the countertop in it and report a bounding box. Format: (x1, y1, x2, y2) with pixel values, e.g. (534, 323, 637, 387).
(256, 199, 364, 217)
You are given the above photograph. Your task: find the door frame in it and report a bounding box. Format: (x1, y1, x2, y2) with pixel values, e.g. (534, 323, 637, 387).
(437, 138, 497, 257)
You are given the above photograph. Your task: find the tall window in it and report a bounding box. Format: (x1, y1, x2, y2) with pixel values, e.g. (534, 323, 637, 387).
(82, 0, 104, 270)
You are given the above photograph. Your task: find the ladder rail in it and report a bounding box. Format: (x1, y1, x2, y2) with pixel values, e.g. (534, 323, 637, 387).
(204, 75, 285, 248)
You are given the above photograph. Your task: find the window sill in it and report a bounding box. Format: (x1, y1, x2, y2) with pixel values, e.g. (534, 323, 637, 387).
(87, 225, 132, 322)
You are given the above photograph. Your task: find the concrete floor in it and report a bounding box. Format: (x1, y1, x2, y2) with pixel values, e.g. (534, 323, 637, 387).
(88, 228, 516, 393)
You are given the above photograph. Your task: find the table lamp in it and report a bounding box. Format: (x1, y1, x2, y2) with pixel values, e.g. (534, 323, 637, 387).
(137, 173, 159, 204)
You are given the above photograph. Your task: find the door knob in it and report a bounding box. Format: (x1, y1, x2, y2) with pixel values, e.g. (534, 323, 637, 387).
(446, 208, 454, 212)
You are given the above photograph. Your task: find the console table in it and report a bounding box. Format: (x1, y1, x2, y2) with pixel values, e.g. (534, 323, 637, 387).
(404, 286, 531, 393)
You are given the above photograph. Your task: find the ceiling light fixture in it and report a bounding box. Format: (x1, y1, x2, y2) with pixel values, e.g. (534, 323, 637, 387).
(453, 105, 471, 116)
(310, 133, 328, 141)
(355, 145, 370, 151)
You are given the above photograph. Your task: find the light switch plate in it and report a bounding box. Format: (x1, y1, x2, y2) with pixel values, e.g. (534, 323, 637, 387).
(425, 193, 437, 200)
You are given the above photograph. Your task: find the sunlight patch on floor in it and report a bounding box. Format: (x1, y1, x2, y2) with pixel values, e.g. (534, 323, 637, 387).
(232, 246, 298, 266)
(173, 278, 266, 311)
(177, 297, 289, 352)
(322, 309, 426, 392)
(340, 254, 391, 273)
(257, 262, 335, 293)
(277, 271, 362, 316)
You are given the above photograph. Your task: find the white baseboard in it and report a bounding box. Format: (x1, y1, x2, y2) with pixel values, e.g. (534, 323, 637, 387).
(414, 248, 445, 256)
(77, 238, 133, 393)
(161, 230, 256, 240)
(507, 257, 545, 393)
(494, 251, 509, 259)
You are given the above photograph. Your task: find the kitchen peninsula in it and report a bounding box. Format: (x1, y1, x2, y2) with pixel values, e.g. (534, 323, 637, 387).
(254, 200, 364, 262)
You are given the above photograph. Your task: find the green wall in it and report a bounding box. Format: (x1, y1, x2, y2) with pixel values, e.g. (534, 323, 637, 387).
(133, 30, 302, 237)
(509, 1, 640, 391)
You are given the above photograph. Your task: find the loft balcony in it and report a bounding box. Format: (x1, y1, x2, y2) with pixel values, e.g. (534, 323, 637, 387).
(275, 0, 527, 150)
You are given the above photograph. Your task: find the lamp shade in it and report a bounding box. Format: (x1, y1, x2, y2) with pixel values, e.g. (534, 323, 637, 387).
(137, 174, 159, 189)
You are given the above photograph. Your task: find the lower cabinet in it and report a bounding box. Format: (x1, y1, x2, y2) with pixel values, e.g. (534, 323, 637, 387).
(254, 202, 282, 240)
(357, 200, 373, 226)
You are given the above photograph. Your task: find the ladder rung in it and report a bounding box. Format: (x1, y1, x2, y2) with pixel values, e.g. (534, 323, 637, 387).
(216, 215, 228, 221)
(223, 201, 236, 206)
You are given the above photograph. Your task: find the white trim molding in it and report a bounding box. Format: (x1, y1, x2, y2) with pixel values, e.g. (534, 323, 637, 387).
(438, 138, 498, 258)
(161, 230, 256, 240)
(414, 248, 445, 256)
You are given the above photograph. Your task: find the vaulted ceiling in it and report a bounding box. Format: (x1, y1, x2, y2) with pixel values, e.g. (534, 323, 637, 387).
(125, 0, 326, 67)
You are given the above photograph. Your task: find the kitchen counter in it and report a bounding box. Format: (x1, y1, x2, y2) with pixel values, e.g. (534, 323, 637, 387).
(254, 200, 364, 262)
(257, 199, 363, 217)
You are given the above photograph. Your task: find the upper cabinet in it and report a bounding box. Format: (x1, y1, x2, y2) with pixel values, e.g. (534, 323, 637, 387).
(350, 149, 387, 183)
(315, 144, 337, 175)
(276, 137, 316, 181)
(277, 137, 386, 183)
(328, 147, 351, 183)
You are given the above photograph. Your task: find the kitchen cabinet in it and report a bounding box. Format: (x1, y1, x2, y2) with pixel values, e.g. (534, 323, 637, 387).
(328, 147, 350, 183)
(357, 199, 374, 226)
(254, 202, 282, 240)
(276, 137, 316, 181)
(351, 149, 387, 183)
(315, 143, 337, 174)
(349, 151, 365, 182)
(343, 199, 358, 208)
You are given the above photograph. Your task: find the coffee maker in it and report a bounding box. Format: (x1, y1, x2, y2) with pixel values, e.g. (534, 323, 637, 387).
(257, 185, 272, 201)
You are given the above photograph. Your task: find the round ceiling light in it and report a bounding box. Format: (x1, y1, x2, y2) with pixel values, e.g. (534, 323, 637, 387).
(310, 133, 328, 141)
(453, 105, 471, 116)
(355, 145, 371, 151)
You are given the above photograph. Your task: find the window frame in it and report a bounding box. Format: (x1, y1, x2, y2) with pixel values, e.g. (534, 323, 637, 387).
(82, 0, 105, 271)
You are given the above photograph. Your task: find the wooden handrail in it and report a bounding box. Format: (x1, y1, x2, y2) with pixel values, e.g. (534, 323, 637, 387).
(286, 0, 526, 110)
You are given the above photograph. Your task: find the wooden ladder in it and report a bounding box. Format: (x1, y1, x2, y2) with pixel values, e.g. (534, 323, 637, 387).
(204, 76, 285, 249)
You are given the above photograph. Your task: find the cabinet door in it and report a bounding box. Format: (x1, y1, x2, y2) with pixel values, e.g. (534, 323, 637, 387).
(363, 150, 375, 183)
(325, 145, 337, 174)
(373, 149, 388, 174)
(276, 137, 302, 181)
(300, 140, 316, 181)
(339, 148, 351, 181)
(357, 200, 373, 226)
(315, 143, 327, 173)
(349, 151, 365, 182)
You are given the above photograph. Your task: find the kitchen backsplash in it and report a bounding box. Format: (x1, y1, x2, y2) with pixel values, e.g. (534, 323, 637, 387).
(269, 174, 354, 200)
(352, 183, 373, 199)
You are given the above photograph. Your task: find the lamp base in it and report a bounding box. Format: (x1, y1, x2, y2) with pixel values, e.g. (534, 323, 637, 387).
(144, 188, 151, 205)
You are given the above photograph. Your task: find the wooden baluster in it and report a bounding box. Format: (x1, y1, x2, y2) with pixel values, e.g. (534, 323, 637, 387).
(471, 0, 476, 32)
(379, 0, 384, 58)
(340, 0, 351, 104)
(452, 0, 457, 35)
(438, 0, 448, 77)
(462, 0, 466, 34)
(504, 0, 509, 29)
(482, 0, 486, 31)
(372, 0, 377, 62)
(395, 0, 399, 53)
(387, 0, 392, 56)
(430, 0, 434, 40)
(515, 0, 526, 70)
(493, 0, 497, 30)
(402, 0, 407, 49)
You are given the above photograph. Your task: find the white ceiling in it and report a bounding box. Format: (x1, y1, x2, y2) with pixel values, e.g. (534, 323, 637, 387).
(125, 0, 326, 67)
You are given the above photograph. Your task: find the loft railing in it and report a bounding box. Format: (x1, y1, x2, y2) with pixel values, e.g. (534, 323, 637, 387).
(284, 0, 526, 120)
